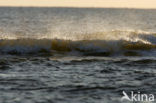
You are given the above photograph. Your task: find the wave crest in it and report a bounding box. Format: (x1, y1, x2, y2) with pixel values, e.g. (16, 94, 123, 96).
(0, 30, 156, 56)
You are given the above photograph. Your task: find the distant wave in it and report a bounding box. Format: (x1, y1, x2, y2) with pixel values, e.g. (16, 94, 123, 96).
(0, 30, 156, 56)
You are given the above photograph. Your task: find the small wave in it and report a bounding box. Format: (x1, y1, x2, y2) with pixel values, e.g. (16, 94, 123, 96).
(0, 30, 156, 56)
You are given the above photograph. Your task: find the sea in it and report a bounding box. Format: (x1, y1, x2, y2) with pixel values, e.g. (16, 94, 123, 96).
(0, 7, 156, 103)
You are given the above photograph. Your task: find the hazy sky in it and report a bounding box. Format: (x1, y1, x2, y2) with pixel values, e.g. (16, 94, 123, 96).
(0, 0, 156, 8)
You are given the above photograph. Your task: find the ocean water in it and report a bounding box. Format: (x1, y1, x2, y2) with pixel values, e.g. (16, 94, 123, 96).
(0, 7, 156, 103)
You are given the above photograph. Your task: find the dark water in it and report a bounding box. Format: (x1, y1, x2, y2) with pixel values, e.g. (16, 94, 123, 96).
(0, 7, 156, 103)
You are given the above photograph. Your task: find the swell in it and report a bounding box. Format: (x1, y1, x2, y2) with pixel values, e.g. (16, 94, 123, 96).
(0, 30, 156, 56)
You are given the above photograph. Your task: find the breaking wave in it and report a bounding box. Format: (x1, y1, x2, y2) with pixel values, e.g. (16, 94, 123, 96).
(0, 30, 156, 56)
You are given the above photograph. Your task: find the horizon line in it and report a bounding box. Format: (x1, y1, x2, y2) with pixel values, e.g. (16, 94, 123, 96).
(0, 6, 156, 10)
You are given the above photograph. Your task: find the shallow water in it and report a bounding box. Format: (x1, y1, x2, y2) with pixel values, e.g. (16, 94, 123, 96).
(0, 56, 156, 103)
(0, 7, 156, 103)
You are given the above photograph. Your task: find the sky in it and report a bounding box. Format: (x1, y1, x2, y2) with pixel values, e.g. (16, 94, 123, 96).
(0, 0, 156, 8)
